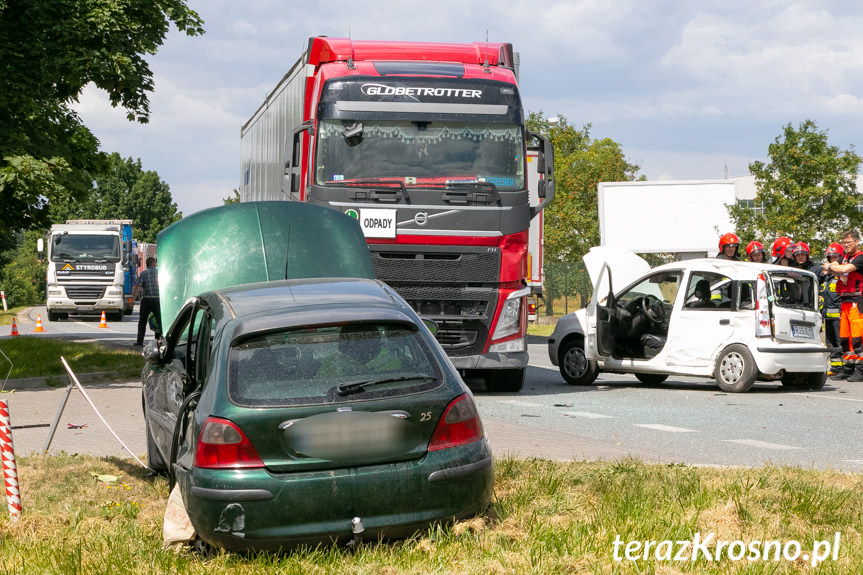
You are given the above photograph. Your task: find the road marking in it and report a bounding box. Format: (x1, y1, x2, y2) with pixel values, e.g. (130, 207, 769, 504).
(634, 424, 698, 433)
(800, 394, 863, 403)
(723, 439, 800, 450)
(497, 400, 543, 408)
(564, 411, 614, 419)
(842, 459, 863, 465)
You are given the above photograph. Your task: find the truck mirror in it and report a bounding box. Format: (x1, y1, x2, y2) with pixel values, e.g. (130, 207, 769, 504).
(37, 238, 44, 261)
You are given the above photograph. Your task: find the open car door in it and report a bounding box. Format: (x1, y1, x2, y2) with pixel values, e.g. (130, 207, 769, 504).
(585, 261, 616, 360)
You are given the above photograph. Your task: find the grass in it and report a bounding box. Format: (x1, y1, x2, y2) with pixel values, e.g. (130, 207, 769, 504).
(0, 455, 859, 574)
(0, 337, 143, 380)
(0, 307, 26, 326)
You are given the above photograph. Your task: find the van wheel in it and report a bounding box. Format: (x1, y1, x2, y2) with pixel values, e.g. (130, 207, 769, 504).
(484, 368, 525, 392)
(558, 338, 599, 385)
(714, 344, 757, 393)
(781, 372, 827, 390)
(635, 373, 668, 385)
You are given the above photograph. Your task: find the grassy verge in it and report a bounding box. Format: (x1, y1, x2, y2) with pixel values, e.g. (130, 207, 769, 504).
(0, 307, 26, 326)
(0, 455, 859, 574)
(0, 337, 142, 380)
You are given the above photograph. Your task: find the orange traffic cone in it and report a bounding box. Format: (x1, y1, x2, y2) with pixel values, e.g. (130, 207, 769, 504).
(98, 311, 108, 328)
(9, 318, 19, 336)
(32, 314, 45, 332)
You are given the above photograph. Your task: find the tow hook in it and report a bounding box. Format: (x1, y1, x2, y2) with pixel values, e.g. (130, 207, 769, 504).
(346, 517, 364, 549)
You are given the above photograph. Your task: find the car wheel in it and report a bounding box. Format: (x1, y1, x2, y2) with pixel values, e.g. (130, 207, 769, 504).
(635, 373, 668, 385)
(714, 344, 757, 393)
(484, 368, 525, 392)
(781, 372, 826, 390)
(146, 420, 168, 473)
(558, 337, 599, 385)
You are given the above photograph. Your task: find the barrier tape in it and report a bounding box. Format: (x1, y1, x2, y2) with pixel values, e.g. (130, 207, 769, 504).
(0, 400, 21, 519)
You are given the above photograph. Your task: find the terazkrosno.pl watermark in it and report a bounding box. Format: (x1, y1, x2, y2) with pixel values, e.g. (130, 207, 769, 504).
(613, 533, 841, 567)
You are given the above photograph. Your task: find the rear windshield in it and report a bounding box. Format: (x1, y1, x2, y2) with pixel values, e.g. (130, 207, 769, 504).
(768, 271, 818, 311)
(228, 323, 443, 407)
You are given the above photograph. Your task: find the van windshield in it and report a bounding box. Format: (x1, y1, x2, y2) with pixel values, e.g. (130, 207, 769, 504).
(768, 271, 818, 311)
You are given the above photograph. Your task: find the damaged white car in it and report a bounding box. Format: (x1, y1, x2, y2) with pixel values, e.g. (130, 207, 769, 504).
(548, 247, 830, 392)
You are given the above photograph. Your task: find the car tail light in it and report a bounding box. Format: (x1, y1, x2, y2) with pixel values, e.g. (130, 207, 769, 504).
(194, 417, 264, 469)
(755, 273, 771, 337)
(428, 394, 484, 451)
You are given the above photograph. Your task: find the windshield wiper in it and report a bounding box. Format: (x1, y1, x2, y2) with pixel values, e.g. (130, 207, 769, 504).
(446, 180, 498, 192)
(342, 178, 407, 193)
(336, 375, 437, 396)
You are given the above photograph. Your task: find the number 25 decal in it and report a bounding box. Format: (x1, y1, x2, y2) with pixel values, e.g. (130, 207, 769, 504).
(419, 412, 432, 422)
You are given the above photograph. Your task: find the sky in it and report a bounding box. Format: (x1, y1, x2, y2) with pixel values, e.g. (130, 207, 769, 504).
(73, 0, 863, 217)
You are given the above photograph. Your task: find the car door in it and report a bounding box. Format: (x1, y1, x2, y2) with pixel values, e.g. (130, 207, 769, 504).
(585, 262, 616, 360)
(664, 271, 737, 369)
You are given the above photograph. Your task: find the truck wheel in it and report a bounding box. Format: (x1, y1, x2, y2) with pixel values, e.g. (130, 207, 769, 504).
(781, 372, 826, 390)
(111, 311, 124, 323)
(47, 311, 60, 322)
(714, 344, 757, 393)
(484, 368, 525, 393)
(558, 337, 599, 385)
(635, 373, 668, 385)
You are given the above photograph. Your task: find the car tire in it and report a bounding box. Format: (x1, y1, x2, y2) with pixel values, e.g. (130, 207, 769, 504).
(558, 337, 599, 386)
(635, 373, 668, 385)
(714, 344, 757, 393)
(484, 368, 525, 393)
(781, 371, 827, 391)
(146, 420, 168, 473)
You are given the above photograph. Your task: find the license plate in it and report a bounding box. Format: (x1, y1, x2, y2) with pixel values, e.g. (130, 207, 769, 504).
(76, 305, 94, 311)
(791, 325, 814, 339)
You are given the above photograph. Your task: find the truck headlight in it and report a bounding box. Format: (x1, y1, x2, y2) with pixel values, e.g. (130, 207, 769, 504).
(105, 287, 122, 297)
(492, 288, 531, 340)
(47, 287, 63, 297)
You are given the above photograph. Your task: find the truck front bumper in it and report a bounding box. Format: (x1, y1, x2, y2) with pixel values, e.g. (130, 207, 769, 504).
(448, 339, 528, 370)
(47, 295, 124, 315)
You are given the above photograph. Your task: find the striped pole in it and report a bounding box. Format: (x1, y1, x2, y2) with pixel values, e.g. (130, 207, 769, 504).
(0, 400, 21, 519)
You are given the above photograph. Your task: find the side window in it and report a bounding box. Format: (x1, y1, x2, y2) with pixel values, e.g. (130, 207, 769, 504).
(194, 313, 216, 387)
(736, 281, 756, 310)
(684, 272, 732, 310)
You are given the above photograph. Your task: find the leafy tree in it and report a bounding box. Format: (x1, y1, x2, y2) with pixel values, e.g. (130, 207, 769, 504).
(0, 230, 46, 307)
(223, 190, 241, 205)
(49, 153, 182, 243)
(0, 0, 203, 250)
(728, 120, 863, 254)
(527, 113, 642, 314)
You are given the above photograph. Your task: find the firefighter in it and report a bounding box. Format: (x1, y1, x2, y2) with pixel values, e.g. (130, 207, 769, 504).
(716, 232, 741, 260)
(788, 241, 819, 273)
(823, 230, 863, 381)
(745, 241, 765, 263)
(821, 242, 844, 374)
(770, 236, 792, 266)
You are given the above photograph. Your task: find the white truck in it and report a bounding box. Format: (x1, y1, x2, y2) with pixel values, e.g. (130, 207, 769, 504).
(38, 219, 138, 322)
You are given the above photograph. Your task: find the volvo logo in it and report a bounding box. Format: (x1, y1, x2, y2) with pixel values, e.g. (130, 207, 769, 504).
(414, 212, 429, 226)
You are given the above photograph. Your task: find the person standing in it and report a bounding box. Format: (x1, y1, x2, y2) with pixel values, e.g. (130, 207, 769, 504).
(770, 236, 792, 265)
(820, 242, 844, 374)
(133, 257, 161, 347)
(716, 233, 741, 260)
(745, 241, 765, 263)
(788, 242, 819, 273)
(823, 231, 863, 381)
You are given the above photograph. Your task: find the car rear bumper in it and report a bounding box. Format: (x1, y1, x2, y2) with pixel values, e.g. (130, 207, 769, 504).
(178, 441, 493, 552)
(752, 346, 829, 374)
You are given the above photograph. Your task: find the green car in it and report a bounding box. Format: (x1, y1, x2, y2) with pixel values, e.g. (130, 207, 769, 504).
(141, 202, 493, 551)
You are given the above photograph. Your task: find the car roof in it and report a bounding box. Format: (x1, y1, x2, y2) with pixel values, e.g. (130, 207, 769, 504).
(651, 258, 817, 280)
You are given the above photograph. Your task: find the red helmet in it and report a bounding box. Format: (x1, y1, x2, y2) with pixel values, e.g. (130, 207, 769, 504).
(825, 242, 844, 259)
(771, 236, 792, 258)
(789, 241, 810, 257)
(745, 241, 764, 257)
(719, 232, 740, 249)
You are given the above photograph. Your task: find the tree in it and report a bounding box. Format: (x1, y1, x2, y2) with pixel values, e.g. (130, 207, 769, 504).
(0, 230, 45, 307)
(223, 190, 241, 205)
(728, 120, 863, 253)
(49, 153, 182, 243)
(526, 113, 642, 313)
(0, 1, 203, 249)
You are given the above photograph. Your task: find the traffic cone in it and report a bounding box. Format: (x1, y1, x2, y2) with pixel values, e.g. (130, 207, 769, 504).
(98, 311, 108, 328)
(32, 314, 44, 333)
(9, 318, 18, 337)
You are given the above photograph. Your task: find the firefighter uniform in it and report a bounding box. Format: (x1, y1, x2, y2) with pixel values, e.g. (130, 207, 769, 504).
(834, 250, 863, 380)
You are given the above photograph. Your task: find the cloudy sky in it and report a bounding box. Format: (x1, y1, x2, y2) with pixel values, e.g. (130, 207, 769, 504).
(74, 0, 863, 217)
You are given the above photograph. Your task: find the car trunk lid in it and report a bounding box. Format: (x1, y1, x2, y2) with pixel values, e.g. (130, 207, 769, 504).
(765, 269, 822, 343)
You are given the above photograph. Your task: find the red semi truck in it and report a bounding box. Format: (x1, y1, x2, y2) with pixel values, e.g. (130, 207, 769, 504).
(240, 37, 554, 392)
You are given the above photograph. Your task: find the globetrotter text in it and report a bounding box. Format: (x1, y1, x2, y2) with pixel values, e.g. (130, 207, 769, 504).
(612, 533, 841, 567)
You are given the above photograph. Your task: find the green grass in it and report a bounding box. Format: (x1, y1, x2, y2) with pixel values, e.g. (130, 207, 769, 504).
(0, 307, 26, 326)
(527, 322, 556, 338)
(0, 337, 142, 380)
(0, 455, 859, 574)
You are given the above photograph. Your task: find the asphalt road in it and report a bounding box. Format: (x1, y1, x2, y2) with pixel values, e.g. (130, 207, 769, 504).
(3, 308, 862, 471)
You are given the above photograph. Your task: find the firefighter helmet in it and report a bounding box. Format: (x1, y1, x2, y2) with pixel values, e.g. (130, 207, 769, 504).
(771, 236, 792, 258)
(825, 242, 844, 259)
(745, 241, 764, 258)
(789, 241, 810, 257)
(719, 232, 740, 249)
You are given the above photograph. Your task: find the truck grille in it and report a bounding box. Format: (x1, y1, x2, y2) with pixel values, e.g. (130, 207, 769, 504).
(370, 246, 500, 283)
(65, 286, 106, 300)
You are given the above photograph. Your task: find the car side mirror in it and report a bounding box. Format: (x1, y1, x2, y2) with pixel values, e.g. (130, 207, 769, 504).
(142, 340, 163, 363)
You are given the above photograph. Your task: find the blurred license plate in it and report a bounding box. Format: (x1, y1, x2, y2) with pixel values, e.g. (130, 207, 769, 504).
(791, 325, 814, 338)
(76, 305, 94, 311)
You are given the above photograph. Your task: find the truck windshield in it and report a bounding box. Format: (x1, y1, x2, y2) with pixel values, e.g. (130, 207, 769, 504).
(315, 120, 524, 190)
(51, 235, 120, 261)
